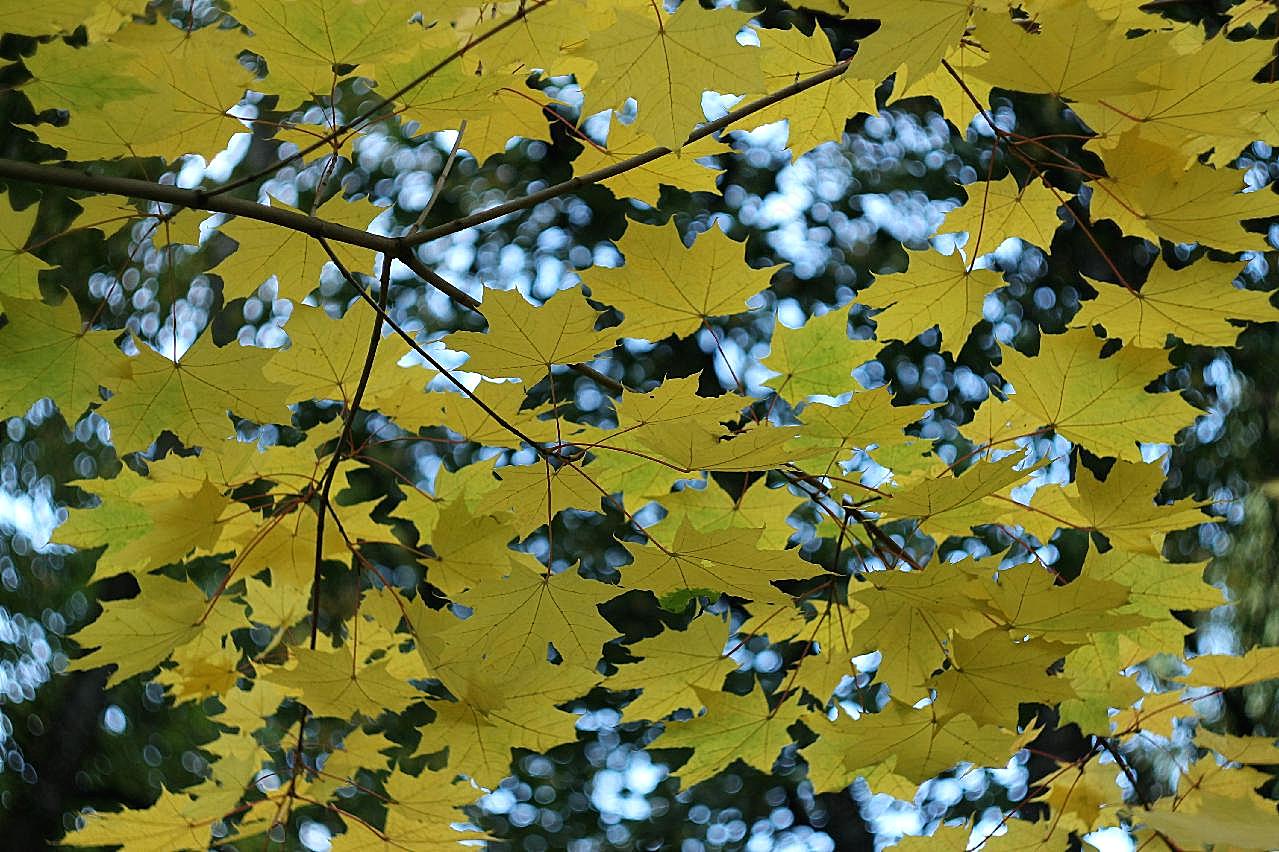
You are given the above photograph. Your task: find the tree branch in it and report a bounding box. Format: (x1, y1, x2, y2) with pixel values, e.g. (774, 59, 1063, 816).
(403, 57, 854, 246)
(308, 252, 392, 649)
(204, 0, 554, 200)
(0, 157, 397, 254)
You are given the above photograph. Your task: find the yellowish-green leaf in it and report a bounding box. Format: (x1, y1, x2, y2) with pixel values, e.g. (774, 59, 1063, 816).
(657, 687, 803, 788)
(586, 221, 779, 341)
(1075, 259, 1277, 347)
(865, 248, 1002, 352)
(576, 2, 762, 149)
(0, 297, 130, 416)
(999, 329, 1200, 461)
(762, 307, 879, 400)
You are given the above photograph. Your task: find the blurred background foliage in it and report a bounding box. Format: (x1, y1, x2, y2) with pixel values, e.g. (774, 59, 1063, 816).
(1, 0, 1278, 849)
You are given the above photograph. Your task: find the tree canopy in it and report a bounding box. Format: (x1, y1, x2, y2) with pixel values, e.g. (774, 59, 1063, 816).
(2, 0, 1279, 849)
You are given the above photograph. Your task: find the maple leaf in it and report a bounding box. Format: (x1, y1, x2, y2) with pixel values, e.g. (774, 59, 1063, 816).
(265, 303, 379, 404)
(968, 562, 1147, 640)
(61, 788, 219, 851)
(425, 555, 620, 680)
(751, 26, 877, 157)
(379, 59, 556, 161)
(656, 687, 803, 788)
(1176, 646, 1279, 689)
(658, 478, 801, 550)
(575, 2, 763, 149)
(1090, 131, 1279, 252)
(611, 615, 739, 720)
(929, 630, 1077, 726)
(446, 286, 613, 383)
(586, 221, 779, 342)
(341, 770, 488, 849)
(864, 248, 1003, 352)
(267, 645, 422, 720)
(1074, 259, 1278, 348)
(1071, 31, 1278, 164)
(21, 21, 253, 161)
(622, 521, 820, 603)
(840, 0, 972, 95)
(970, 2, 1171, 103)
(1034, 761, 1123, 835)
(806, 700, 1023, 794)
(99, 335, 291, 454)
(213, 194, 382, 302)
(0, 200, 51, 300)
(762, 306, 879, 400)
(574, 112, 728, 205)
(69, 573, 238, 689)
(234, 0, 425, 106)
(58, 476, 230, 582)
(940, 175, 1063, 252)
(781, 595, 871, 702)
(998, 328, 1200, 461)
(791, 389, 935, 476)
(874, 454, 1035, 538)
(850, 567, 990, 699)
(0, 297, 130, 416)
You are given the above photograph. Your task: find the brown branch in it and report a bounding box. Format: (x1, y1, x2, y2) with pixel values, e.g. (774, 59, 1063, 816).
(316, 240, 549, 454)
(403, 57, 855, 246)
(0, 157, 396, 253)
(204, 0, 554, 200)
(309, 251, 392, 649)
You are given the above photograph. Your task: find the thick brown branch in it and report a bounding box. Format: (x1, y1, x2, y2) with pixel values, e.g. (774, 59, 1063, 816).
(404, 58, 854, 246)
(0, 157, 485, 309)
(0, 157, 397, 253)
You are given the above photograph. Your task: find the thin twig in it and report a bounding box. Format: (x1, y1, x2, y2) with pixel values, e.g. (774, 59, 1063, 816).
(204, 0, 553, 201)
(308, 252, 392, 649)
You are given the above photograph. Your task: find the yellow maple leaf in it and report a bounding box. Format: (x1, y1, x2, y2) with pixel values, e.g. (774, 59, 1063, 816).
(575, 2, 763, 149)
(1090, 131, 1279, 252)
(0, 200, 52, 300)
(61, 789, 218, 852)
(23, 21, 253, 161)
(100, 336, 291, 453)
(998, 328, 1200, 460)
(751, 26, 877, 157)
(1072, 30, 1277, 164)
(574, 112, 728, 206)
(929, 630, 1076, 725)
(792, 389, 936, 476)
(622, 521, 819, 603)
(763, 306, 879, 400)
(426, 556, 620, 678)
(267, 644, 422, 721)
(611, 615, 739, 720)
(940, 175, 1063, 252)
(1074, 259, 1278, 347)
(970, 2, 1171, 103)
(844, 0, 973, 94)
(586, 221, 780, 342)
(234, 0, 426, 106)
(0, 297, 130, 416)
(446, 286, 613, 383)
(657, 687, 803, 788)
(380, 60, 556, 161)
(213, 193, 382, 302)
(69, 573, 239, 688)
(865, 248, 1003, 351)
(264, 303, 379, 404)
